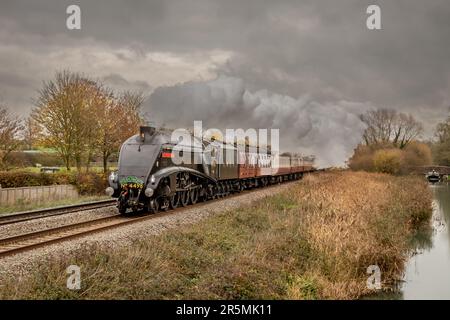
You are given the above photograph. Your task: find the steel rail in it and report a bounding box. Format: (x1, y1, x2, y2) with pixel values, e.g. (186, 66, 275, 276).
(0, 199, 116, 226)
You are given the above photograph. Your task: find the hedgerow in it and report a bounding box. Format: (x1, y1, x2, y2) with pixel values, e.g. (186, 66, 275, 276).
(0, 171, 108, 195)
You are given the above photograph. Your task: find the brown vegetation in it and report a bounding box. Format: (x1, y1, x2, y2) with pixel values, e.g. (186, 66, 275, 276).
(361, 109, 423, 149)
(433, 115, 450, 166)
(0, 106, 23, 169)
(350, 108, 430, 174)
(31, 70, 144, 172)
(0, 171, 107, 195)
(348, 141, 432, 174)
(0, 172, 432, 300)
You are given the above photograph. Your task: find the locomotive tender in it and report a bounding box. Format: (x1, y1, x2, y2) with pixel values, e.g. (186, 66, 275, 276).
(106, 126, 315, 214)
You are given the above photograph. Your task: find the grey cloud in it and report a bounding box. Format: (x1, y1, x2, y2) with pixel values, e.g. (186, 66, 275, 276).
(0, 0, 449, 139)
(102, 73, 153, 93)
(144, 76, 370, 167)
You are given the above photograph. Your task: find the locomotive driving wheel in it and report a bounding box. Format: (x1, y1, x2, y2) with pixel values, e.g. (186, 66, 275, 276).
(169, 192, 179, 209)
(160, 197, 170, 211)
(212, 185, 218, 199)
(216, 184, 222, 198)
(180, 190, 190, 207)
(147, 198, 159, 214)
(190, 188, 199, 204)
(200, 186, 209, 202)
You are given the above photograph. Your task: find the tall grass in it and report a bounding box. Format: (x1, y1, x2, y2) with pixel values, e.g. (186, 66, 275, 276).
(0, 172, 432, 299)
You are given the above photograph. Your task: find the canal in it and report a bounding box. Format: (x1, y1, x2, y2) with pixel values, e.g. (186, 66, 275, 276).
(385, 182, 450, 299)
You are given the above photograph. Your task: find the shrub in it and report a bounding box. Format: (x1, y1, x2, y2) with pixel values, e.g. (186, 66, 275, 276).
(72, 172, 108, 195)
(349, 141, 432, 175)
(403, 141, 432, 167)
(0, 171, 107, 196)
(0, 171, 73, 188)
(373, 149, 403, 174)
(347, 145, 376, 172)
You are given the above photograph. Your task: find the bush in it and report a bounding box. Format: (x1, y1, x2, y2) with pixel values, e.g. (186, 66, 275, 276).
(0, 171, 73, 188)
(347, 145, 376, 172)
(403, 141, 432, 167)
(0, 171, 107, 195)
(373, 149, 403, 174)
(73, 172, 108, 195)
(348, 141, 432, 175)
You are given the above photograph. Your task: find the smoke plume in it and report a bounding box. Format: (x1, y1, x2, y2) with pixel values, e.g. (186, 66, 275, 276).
(143, 76, 370, 167)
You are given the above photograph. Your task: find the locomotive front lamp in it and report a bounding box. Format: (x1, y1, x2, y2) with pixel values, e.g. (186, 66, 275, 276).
(109, 171, 118, 183)
(105, 187, 114, 196)
(145, 188, 154, 197)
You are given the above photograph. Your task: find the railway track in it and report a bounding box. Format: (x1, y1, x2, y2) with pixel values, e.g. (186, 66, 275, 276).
(0, 179, 305, 258)
(0, 199, 116, 226)
(0, 200, 209, 258)
(0, 214, 128, 257)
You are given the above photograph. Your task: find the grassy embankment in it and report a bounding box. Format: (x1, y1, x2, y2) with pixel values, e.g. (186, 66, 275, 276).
(0, 171, 432, 299)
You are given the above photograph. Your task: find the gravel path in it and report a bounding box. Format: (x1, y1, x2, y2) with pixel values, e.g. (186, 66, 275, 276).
(0, 182, 295, 278)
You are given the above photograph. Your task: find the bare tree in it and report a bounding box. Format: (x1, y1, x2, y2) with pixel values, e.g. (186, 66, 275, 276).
(361, 109, 397, 146)
(0, 106, 23, 169)
(435, 116, 450, 143)
(97, 90, 144, 173)
(80, 81, 113, 172)
(433, 114, 450, 165)
(32, 71, 100, 171)
(22, 117, 39, 150)
(393, 113, 423, 148)
(33, 71, 145, 172)
(361, 109, 423, 149)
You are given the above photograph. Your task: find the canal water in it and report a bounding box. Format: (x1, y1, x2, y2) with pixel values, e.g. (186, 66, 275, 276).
(385, 182, 450, 299)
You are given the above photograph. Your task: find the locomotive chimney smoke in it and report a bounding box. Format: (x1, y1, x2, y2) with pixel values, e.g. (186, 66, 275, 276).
(143, 76, 371, 168)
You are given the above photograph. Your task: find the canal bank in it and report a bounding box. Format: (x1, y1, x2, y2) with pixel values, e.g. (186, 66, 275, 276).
(393, 182, 450, 299)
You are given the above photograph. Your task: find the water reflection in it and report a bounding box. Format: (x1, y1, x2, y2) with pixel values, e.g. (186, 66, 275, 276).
(395, 182, 450, 299)
(409, 225, 433, 253)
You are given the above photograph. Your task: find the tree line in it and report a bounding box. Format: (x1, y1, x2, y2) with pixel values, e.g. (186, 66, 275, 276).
(349, 108, 438, 174)
(0, 107, 23, 169)
(432, 114, 450, 166)
(0, 70, 144, 172)
(360, 109, 423, 149)
(3, 71, 450, 174)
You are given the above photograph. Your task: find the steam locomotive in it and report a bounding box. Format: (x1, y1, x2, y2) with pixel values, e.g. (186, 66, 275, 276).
(106, 126, 315, 214)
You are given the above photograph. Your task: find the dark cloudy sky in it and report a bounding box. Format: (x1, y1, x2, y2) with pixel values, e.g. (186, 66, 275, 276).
(1, 0, 449, 165)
